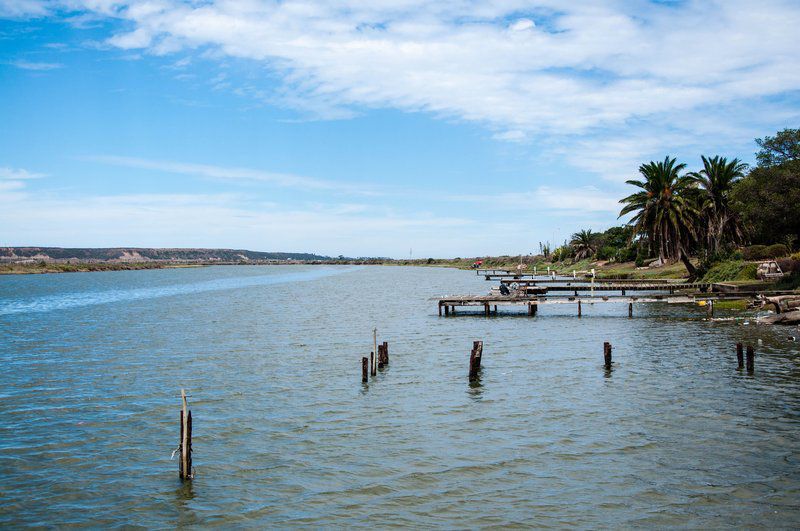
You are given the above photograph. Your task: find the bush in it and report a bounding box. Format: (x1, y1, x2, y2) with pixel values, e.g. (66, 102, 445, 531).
(792, 251, 800, 261)
(701, 260, 758, 282)
(777, 258, 800, 274)
(764, 243, 789, 258)
(634, 247, 648, 267)
(742, 245, 767, 260)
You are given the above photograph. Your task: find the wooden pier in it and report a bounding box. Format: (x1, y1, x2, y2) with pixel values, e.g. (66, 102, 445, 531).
(437, 293, 749, 317)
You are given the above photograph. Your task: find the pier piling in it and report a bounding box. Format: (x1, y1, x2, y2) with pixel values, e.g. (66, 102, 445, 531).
(578, 300, 582, 317)
(628, 302, 633, 318)
(603, 342, 612, 369)
(746, 345, 755, 372)
(469, 340, 483, 380)
(370, 351, 376, 376)
(736, 343, 744, 370)
(179, 389, 192, 481)
(362, 357, 369, 382)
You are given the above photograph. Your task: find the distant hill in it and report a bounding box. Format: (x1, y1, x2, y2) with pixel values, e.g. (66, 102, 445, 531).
(0, 247, 331, 263)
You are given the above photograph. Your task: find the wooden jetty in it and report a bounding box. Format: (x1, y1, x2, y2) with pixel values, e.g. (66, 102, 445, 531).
(437, 293, 748, 317)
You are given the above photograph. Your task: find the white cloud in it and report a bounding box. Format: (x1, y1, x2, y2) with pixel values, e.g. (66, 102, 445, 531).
(447, 185, 621, 214)
(0, 167, 45, 180)
(11, 60, 63, 70)
(85, 155, 382, 195)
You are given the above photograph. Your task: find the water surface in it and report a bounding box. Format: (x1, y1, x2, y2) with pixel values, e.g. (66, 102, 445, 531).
(1, 265, 799, 527)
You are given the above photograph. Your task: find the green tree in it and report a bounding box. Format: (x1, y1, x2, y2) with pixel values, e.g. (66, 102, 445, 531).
(619, 156, 700, 278)
(731, 127, 800, 246)
(755, 128, 800, 167)
(569, 229, 597, 260)
(687, 155, 747, 255)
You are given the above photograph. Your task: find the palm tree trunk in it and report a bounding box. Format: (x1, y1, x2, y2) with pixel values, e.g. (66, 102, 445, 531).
(679, 253, 697, 280)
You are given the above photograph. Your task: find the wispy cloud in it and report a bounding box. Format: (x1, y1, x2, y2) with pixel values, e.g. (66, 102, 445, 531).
(85, 155, 382, 196)
(0, 167, 45, 180)
(11, 60, 63, 70)
(448, 186, 621, 214)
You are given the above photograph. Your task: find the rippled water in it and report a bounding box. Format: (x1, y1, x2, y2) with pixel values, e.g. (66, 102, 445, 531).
(1, 265, 799, 527)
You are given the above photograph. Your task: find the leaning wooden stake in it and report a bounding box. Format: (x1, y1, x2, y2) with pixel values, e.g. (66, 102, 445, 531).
(362, 357, 369, 382)
(603, 342, 612, 369)
(736, 343, 744, 370)
(179, 389, 192, 480)
(469, 340, 483, 380)
(746, 344, 754, 372)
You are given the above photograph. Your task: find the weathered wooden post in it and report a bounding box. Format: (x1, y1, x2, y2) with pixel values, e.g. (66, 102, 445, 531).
(469, 340, 483, 380)
(746, 345, 754, 372)
(445, 305, 450, 316)
(383, 341, 389, 366)
(603, 342, 612, 369)
(362, 357, 369, 382)
(179, 389, 192, 481)
(370, 351, 376, 376)
(736, 342, 744, 370)
(438, 302, 442, 316)
(706, 300, 714, 317)
(578, 300, 582, 317)
(484, 303, 490, 317)
(628, 302, 633, 318)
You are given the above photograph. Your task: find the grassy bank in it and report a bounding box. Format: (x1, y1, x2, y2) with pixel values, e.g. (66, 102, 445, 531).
(0, 262, 191, 275)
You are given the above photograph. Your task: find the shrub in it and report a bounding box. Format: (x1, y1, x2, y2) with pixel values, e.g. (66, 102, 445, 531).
(764, 243, 789, 258)
(634, 247, 648, 267)
(701, 260, 758, 282)
(792, 251, 800, 261)
(742, 245, 767, 260)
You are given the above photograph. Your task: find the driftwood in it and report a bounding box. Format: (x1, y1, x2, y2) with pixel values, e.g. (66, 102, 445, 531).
(762, 295, 800, 314)
(759, 310, 800, 325)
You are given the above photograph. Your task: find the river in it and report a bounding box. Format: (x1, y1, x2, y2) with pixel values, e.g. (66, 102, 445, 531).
(1, 265, 799, 527)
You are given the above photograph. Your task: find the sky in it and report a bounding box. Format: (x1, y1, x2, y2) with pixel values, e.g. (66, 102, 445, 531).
(1, 0, 799, 258)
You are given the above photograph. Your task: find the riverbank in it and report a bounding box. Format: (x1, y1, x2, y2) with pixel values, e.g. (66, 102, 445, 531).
(0, 262, 203, 275)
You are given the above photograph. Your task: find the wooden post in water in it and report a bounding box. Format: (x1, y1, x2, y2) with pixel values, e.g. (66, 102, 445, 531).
(373, 328, 378, 364)
(383, 341, 389, 366)
(736, 342, 744, 370)
(362, 357, 369, 382)
(628, 302, 633, 318)
(484, 303, 490, 317)
(438, 302, 442, 316)
(706, 300, 714, 318)
(445, 305, 450, 316)
(179, 389, 192, 481)
(370, 351, 376, 376)
(578, 300, 582, 317)
(469, 340, 483, 380)
(746, 345, 754, 372)
(603, 342, 612, 369)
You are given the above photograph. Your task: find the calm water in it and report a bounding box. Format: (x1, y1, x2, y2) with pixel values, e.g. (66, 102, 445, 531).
(1, 265, 799, 527)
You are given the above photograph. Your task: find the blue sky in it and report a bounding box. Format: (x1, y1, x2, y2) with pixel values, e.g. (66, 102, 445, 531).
(1, 0, 799, 258)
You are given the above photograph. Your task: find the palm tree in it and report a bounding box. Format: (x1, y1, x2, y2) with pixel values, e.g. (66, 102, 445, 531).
(570, 229, 597, 260)
(619, 156, 700, 278)
(687, 155, 747, 255)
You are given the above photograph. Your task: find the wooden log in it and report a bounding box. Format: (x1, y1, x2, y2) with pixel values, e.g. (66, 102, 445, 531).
(746, 345, 754, 372)
(603, 342, 612, 369)
(362, 357, 369, 382)
(736, 342, 744, 370)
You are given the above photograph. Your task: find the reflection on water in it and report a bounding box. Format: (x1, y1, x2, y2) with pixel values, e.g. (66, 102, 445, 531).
(1, 265, 800, 527)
